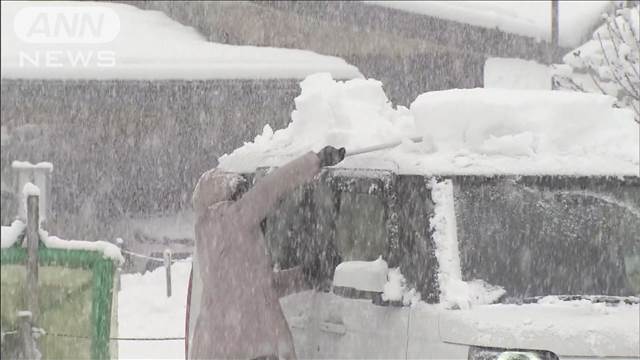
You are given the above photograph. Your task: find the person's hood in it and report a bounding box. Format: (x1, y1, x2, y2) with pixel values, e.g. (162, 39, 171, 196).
(192, 169, 246, 215)
(437, 299, 639, 357)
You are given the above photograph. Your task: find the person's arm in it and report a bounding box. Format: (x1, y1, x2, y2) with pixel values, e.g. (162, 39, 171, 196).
(231, 152, 320, 226)
(231, 147, 345, 226)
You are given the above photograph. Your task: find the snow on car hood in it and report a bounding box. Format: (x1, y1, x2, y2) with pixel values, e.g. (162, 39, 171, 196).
(437, 297, 640, 357)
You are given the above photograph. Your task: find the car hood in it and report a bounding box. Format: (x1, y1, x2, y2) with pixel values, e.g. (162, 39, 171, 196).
(438, 298, 639, 357)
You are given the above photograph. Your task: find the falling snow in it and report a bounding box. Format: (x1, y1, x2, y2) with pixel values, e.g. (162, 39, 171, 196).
(1, 1, 639, 359)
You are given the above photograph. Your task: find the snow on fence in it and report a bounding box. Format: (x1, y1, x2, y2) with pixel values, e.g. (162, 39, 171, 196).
(11, 161, 52, 225)
(1, 188, 189, 359)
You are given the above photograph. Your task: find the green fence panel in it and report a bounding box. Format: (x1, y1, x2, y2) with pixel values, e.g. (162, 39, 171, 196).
(1, 245, 116, 359)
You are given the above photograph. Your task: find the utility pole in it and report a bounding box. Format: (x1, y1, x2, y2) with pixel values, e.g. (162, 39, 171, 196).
(551, 0, 559, 48)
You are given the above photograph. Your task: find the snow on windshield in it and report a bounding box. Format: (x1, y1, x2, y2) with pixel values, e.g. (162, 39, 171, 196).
(219, 72, 638, 175)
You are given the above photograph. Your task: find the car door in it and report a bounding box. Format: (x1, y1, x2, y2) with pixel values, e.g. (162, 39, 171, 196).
(396, 175, 468, 358)
(304, 170, 410, 358)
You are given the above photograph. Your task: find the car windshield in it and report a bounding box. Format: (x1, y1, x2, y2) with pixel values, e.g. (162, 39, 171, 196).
(453, 177, 640, 299)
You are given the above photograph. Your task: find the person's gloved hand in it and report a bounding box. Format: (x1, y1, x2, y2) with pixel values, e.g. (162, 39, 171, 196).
(316, 146, 346, 167)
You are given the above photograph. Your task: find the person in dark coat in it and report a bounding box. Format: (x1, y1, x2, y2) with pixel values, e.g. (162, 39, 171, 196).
(190, 146, 345, 360)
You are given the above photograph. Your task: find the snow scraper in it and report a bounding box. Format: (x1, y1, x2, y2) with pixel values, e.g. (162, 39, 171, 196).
(345, 136, 423, 157)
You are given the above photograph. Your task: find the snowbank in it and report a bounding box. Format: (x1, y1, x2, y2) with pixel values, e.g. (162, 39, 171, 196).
(219, 73, 638, 176)
(484, 58, 551, 90)
(0, 220, 26, 248)
(561, 6, 639, 78)
(366, 1, 611, 47)
(118, 261, 189, 359)
(0, 1, 361, 80)
(555, 6, 639, 122)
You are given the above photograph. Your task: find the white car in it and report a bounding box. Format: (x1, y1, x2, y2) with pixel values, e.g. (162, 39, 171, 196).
(186, 168, 640, 359)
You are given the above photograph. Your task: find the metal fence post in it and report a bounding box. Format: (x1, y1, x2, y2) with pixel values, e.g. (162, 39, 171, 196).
(115, 238, 123, 291)
(17, 311, 36, 360)
(163, 249, 172, 298)
(26, 194, 40, 322)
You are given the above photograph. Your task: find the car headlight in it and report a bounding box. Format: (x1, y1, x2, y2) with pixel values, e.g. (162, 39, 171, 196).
(468, 346, 558, 360)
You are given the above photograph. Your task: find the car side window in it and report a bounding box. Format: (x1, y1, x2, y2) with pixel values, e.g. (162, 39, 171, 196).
(335, 192, 387, 261)
(395, 176, 439, 303)
(454, 177, 640, 299)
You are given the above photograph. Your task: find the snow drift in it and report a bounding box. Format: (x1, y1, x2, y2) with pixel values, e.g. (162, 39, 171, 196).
(219, 73, 638, 175)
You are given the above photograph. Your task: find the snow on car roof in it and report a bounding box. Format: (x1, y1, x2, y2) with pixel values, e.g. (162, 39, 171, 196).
(365, 1, 612, 48)
(0, 1, 362, 80)
(218, 73, 639, 176)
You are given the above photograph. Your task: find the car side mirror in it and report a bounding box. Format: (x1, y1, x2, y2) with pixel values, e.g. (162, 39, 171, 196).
(331, 257, 407, 307)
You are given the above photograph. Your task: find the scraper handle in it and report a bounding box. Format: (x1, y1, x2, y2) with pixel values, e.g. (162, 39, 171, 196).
(345, 136, 423, 157)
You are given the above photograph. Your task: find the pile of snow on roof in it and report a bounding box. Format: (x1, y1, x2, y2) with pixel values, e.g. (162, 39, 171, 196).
(219, 73, 638, 176)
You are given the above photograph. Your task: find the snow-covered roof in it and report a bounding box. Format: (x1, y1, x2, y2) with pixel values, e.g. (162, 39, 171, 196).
(218, 73, 639, 176)
(0, 1, 361, 80)
(0, 220, 124, 263)
(365, 1, 612, 48)
(11, 161, 54, 171)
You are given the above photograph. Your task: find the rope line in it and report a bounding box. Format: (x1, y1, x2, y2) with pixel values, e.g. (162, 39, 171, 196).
(120, 249, 191, 264)
(3, 330, 184, 341)
(45, 332, 185, 341)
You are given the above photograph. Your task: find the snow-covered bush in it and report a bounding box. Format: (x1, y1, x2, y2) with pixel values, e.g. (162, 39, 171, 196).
(553, 5, 639, 124)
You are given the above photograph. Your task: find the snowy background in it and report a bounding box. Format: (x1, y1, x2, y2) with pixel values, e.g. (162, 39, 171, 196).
(1, 0, 638, 359)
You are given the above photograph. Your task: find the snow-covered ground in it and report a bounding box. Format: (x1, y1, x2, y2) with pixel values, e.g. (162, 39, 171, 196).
(366, 1, 612, 47)
(117, 262, 190, 359)
(484, 57, 552, 90)
(0, 1, 361, 80)
(118, 258, 639, 358)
